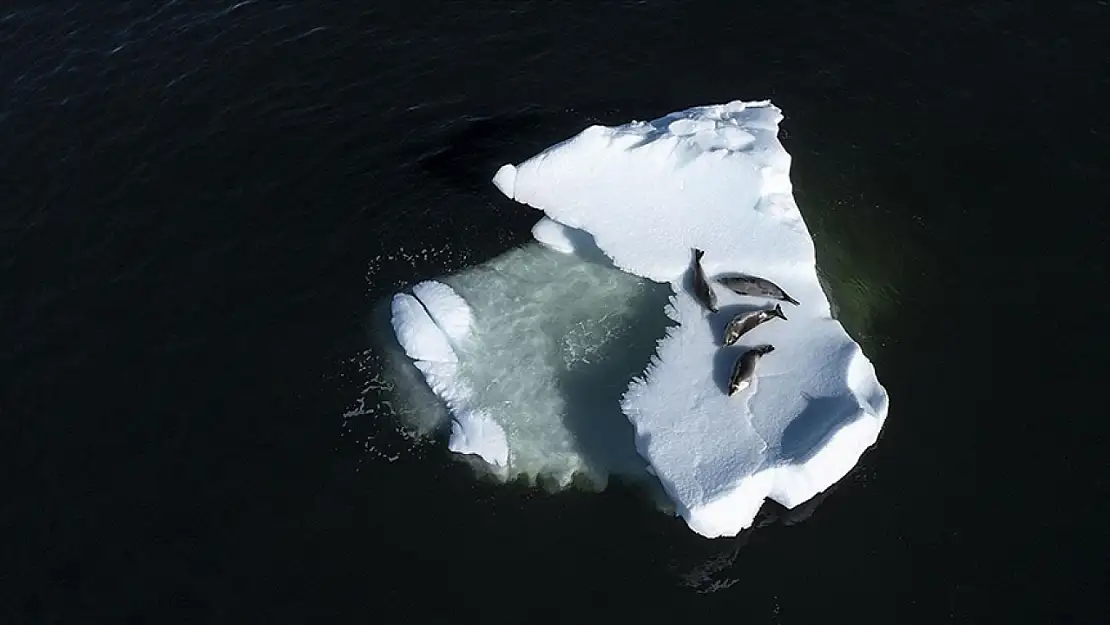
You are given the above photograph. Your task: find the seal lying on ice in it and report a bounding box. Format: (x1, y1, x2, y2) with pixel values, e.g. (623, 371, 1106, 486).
(728, 344, 775, 396)
(717, 274, 800, 306)
(722, 304, 787, 346)
(690, 248, 718, 313)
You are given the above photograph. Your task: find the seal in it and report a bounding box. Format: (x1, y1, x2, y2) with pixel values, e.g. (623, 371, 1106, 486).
(722, 304, 787, 346)
(691, 248, 718, 313)
(717, 274, 800, 306)
(728, 344, 775, 396)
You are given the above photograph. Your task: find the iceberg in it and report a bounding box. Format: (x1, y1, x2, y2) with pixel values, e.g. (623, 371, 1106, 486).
(388, 100, 889, 537)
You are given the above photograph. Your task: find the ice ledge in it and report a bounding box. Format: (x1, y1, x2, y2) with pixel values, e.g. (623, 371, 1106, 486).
(491, 163, 517, 200)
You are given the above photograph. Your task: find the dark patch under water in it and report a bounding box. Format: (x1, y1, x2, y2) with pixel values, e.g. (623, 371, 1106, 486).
(2, 2, 1106, 623)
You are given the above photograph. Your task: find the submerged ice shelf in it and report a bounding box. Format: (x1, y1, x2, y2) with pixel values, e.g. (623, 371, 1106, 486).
(388, 242, 673, 489)
(389, 100, 889, 538)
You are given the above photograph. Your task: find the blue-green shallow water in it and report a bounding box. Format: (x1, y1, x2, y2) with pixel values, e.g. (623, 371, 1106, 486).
(2, 2, 1106, 623)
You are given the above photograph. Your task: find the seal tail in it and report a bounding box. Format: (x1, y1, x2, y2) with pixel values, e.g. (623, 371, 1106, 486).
(693, 248, 704, 262)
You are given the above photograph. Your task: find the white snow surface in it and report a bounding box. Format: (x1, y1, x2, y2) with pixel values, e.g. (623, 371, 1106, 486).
(390, 285, 509, 468)
(492, 100, 890, 537)
(411, 280, 472, 347)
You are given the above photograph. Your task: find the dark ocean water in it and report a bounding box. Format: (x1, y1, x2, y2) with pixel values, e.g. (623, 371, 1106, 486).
(3, 2, 1107, 623)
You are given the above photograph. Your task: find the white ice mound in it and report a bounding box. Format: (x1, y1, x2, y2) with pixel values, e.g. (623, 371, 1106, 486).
(390, 284, 509, 468)
(411, 280, 472, 346)
(390, 292, 456, 363)
(531, 216, 586, 255)
(493, 100, 890, 538)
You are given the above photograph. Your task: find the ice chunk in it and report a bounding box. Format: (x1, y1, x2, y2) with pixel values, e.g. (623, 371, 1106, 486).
(490, 163, 516, 199)
(448, 408, 510, 464)
(390, 293, 456, 363)
(529, 216, 611, 266)
(390, 283, 510, 468)
(531, 217, 581, 254)
(411, 280, 472, 346)
(493, 100, 889, 537)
